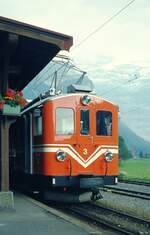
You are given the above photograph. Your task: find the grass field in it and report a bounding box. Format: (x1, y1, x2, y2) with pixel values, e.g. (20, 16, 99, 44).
(119, 159, 150, 182)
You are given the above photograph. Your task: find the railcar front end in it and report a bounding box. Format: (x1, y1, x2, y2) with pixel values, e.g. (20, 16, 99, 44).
(14, 93, 118, 202)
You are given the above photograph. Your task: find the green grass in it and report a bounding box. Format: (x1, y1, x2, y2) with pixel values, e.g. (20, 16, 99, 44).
(119, 159, 150, 182)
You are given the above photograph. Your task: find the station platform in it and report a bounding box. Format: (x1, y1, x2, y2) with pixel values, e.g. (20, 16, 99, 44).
(0, 192, 90, 235)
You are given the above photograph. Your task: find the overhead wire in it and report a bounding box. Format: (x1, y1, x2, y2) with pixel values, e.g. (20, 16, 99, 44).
(99, 73, 138, 97)
(26, 55, 71, 91)
(26, 62, 56, 90)
(26, 0, 136, 96)
(31, 60, 69, 90)
(34, 0, 136, 79)
(56, 61, 72, 91)
(29, 58, 87, 93)
(71, 0, 136, 51)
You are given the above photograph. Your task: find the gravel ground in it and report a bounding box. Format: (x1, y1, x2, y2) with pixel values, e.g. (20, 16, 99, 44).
(98, 190, 150, 221)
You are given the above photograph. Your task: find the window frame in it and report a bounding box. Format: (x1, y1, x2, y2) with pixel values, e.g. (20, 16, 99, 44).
(80, 109, 90, 136)
(96, 110, 112, 137)
(33, 109, 43, 137)
(55, 107, 75, 136)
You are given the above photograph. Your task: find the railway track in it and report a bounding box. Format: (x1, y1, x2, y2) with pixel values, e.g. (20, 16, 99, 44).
(102, 185, 150, 200)
(119, 180, 150, 187)
(25, 191, 150, 235)
(65, 202, 150, 235)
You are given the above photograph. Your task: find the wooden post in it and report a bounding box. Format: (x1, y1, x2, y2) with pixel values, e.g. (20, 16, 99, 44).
(0, 33, 10, 192)
(0, 117, 10, 191)
(0, 33, 14, 208)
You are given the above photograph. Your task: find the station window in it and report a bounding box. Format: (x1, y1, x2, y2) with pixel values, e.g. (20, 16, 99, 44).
(80, 109, 89, 135)
(56, 108, 74, 135)
(33, 109, 42, 136)
(96, 111, 112, 136)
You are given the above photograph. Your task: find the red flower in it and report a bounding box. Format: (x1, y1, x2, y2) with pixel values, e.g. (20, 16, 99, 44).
(16, 91, 23, 97)
(6, 89, 14, 99)
(1, 88, 27, 108)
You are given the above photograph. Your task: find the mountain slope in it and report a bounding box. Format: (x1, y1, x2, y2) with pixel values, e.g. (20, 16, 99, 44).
(119, 120, 150, 154)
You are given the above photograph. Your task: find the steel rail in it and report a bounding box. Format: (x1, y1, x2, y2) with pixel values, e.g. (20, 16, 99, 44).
(102, 186, 150, 200)
(67, 203, 150, 235)
(92, 203, 150, 227)
(24, 191, 150, 235)
(28, 194, 133, 234)
(119, 180, 150, 187)
(68, 207, 134, 235)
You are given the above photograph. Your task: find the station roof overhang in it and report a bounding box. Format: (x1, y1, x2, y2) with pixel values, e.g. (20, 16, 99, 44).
(0, 16, 73, 90)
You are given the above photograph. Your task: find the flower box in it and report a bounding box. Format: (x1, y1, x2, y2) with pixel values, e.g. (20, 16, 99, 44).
(2, 104, 21, 116)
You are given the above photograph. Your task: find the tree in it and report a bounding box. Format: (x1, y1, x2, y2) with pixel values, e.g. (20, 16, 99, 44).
(119, 136, 133, 160)
(139, 150, 144, 158)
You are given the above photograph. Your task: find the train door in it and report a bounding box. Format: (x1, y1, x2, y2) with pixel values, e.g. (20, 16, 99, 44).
(76, 107, 94, 145)
(75, 105, 99, 174)
(32, 108, 43, 174)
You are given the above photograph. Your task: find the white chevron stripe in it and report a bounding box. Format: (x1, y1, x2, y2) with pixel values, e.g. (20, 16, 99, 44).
(33, 144, 118, 158)
(33, 144, 118, 168)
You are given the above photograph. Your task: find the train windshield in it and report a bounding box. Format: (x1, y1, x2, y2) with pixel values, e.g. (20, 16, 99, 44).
(80, 109, 90, 135)
(96, 111, 112, 136)
(56, 108, 74, 135)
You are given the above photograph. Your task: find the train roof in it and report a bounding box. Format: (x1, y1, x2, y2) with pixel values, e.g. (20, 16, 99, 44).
(21, 93, 118, 114)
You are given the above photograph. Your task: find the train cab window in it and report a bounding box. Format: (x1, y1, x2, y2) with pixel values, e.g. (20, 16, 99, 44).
(33, 109, 42, 136)
(56, 108, 74, 135)
(80, 109, 89, 135)
(96, 111, 112, 136)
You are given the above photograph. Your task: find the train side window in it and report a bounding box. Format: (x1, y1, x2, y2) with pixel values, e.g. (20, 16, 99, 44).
(96, 111, 112, 136)
(80, 109, 89, 135)
(56, 108, 74, 135)
(33, 109, 42, 136)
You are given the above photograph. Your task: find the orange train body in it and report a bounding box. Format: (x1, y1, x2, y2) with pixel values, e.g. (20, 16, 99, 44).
(14, 93, 119, 202)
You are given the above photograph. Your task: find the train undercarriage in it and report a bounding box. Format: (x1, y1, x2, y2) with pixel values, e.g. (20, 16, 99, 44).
(13, 173, 117, 202)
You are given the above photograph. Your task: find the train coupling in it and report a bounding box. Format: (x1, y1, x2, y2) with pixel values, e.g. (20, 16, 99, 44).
(91, 189, 103, 201)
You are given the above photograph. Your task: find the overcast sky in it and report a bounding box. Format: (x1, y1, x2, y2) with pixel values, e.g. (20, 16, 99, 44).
(0, 0, 150, 141)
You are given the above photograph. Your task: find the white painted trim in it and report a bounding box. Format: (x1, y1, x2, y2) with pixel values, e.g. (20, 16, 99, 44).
(33, 144, 118, 168)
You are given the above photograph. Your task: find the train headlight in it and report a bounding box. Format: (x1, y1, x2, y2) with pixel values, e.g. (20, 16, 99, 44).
(81, 95, 91, 105)
(56, 150, 67, 161)
(104, 151, 114, 162)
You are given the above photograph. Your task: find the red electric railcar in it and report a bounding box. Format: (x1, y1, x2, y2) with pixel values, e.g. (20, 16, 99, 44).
(13, 91, 118, 202)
